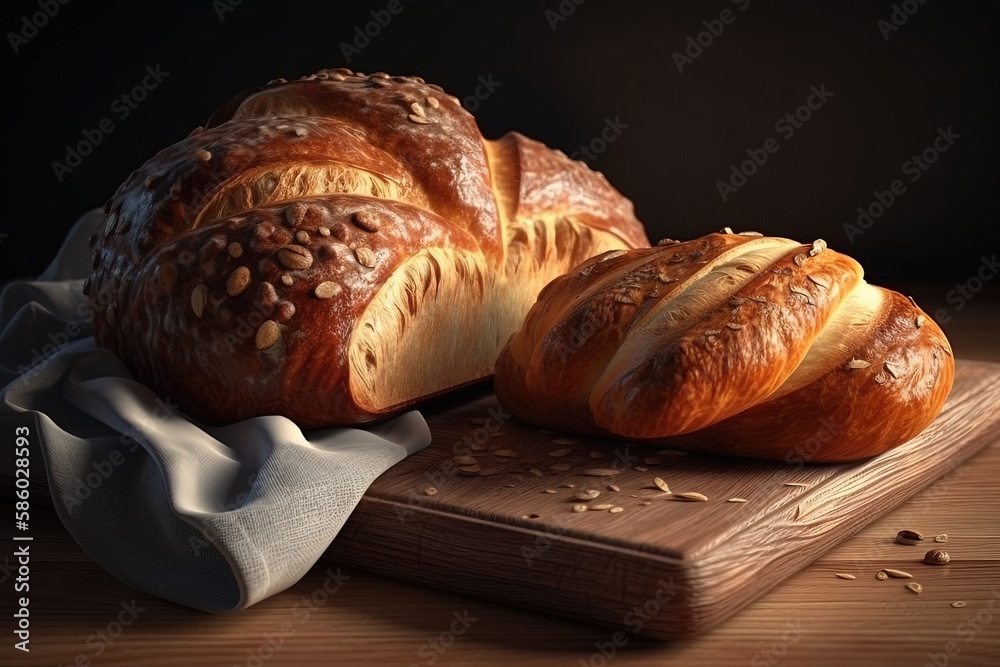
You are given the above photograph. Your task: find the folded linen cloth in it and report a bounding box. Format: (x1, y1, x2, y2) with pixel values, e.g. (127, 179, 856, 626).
(0, 209, 431, 612)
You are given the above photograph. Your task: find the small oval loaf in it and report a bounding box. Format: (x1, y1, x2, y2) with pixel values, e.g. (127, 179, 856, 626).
(495, 232, 955, 462)
(85, 68, 649, 428)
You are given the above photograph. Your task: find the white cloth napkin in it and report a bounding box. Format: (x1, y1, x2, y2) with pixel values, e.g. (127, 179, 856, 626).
(0, 209, 431, 612)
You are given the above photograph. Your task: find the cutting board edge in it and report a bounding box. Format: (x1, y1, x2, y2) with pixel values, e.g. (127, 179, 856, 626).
(328, 359, 1000, 639)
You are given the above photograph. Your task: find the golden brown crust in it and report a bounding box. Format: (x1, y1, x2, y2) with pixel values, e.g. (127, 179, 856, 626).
(87, 68, 648, 427)
(495, 233, 955, 462)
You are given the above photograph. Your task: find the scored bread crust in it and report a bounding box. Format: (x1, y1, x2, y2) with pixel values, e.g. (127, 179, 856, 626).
(495, 232, 955, 462)
(85, 68, 649, 428)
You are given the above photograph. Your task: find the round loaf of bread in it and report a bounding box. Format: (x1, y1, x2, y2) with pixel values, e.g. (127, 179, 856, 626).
(85, 68, 649, 427)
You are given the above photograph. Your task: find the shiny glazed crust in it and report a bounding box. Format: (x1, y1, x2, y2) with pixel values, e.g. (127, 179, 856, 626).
(495, 232, 955, 462)
(86, 68, 649, 427)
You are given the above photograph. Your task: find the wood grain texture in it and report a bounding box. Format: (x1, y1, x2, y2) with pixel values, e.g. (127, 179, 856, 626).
(323, 360, 1000, 639)
(4, 394, 1000, 667)
(2, 356, 998, 666)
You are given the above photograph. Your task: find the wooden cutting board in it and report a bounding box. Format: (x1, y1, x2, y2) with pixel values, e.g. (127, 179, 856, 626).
(325, 359, 1000, 639)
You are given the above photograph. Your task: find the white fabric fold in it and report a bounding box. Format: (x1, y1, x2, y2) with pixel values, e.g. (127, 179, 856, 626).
(0, 209, 431, 612)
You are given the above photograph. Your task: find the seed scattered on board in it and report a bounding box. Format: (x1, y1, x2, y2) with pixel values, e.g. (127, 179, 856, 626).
(572, 504, 588, 513)
(653, 477, 671, 494)
(935, 534, 949, 543)
(835, 573, 856, 580)
(552, 437, 582, 446)
(493, 449, 518, 458)
(575, 489, 600, 501)
(549, 448, 573, 457)
(422, 486, 437, 496)
(906, 582, 923, 594)
(784, 482, 810, 488)
(543, 489, 557, 494)
(951, 601, 967, 608)
(923, 549, 950, 565)
(896, 530, 923, 545)
(672, 492, 709, 502)
(584, 469, 620, 477)
(609, 507, 624, 514)
(876, 571, 889, 581)
(882, 568, 913, 579)
(607, 484, 620, 492)
(727, 498, 748, 503)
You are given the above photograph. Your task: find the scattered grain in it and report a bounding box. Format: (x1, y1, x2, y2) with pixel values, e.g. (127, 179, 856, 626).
(352, 211, 381, 232)
(835, 573, 857, 580)
(355, 247, 377, 268)
(227, 266, 251, 296)
(896, 530, 923, 545)
(584, 469, 621, 477)
(572, 504, 588, 513)
(935, 534, 949, 543)
(314, 281, 342, 299)
(190, 285, 207, 318)
(653, 477, 671, 494)
(883, 568, 913, 579)
(727, 498, 748, 503)
(906, 582, 923, 594)
(923, 549, 950, 565)
(277, 244, 313, 270)
(255, 320, 280, 349)
(672, 492, 708, 502)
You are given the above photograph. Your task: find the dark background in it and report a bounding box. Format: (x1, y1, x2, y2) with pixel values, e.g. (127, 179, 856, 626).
(2, 0, 997, 290)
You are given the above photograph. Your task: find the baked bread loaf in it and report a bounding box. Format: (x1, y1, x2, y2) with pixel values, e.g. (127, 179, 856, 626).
(85, 68, 648, 428)
(495, 231, 955, 462)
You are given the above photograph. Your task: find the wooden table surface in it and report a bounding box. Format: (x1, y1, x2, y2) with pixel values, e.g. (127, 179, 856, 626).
(3, 284, 998, 667)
